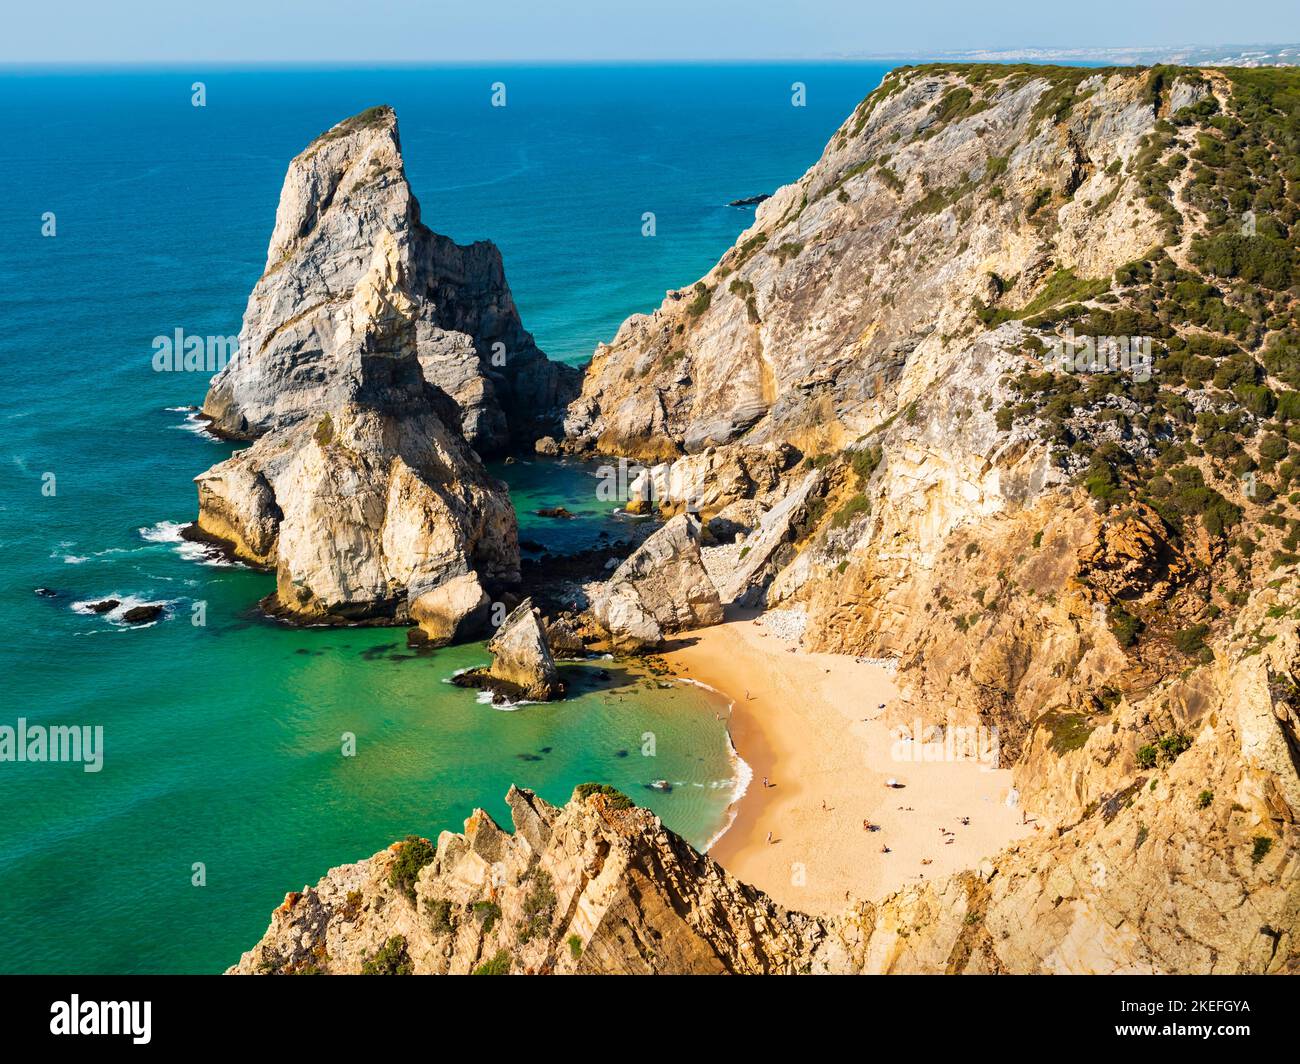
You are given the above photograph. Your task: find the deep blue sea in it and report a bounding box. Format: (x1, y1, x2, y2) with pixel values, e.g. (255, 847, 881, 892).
(0, 63, 891, 973)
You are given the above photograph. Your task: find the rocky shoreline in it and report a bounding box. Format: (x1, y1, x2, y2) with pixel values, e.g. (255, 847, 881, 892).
(223, 64, 1300, 974)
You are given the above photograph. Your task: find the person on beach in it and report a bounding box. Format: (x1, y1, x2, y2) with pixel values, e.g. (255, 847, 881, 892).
(766, 831, 773, 845)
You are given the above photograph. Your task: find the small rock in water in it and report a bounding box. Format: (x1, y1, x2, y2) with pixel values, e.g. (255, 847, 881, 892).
(122, 604, 165, 624)
(535, 506, 575, 519)
(88, 599, 121, 614)
(34, 587, 60, 599)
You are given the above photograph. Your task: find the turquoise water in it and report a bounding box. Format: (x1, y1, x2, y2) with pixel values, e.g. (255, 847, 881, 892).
(0, 63, 891, 973)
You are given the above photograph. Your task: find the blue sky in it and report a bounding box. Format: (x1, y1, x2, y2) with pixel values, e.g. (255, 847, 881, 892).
(6, 0, 1299, 63)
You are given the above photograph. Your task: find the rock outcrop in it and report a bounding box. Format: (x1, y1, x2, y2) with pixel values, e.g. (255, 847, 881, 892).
(588, 514, 723, 651)
(232, 730, 1298, 974)
(484, 599, 562, 701)
(194, 109, 526, 625)
(408, 571, 491, 647)
(230, 785, 830, 975)
(202, 105, 578, 455)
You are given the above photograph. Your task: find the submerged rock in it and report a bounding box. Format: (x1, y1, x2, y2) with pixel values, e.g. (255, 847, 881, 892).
(589, 514, 723, 652)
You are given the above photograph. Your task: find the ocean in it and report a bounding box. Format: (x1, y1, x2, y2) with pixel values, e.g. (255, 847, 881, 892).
(0, 62, 891, 973)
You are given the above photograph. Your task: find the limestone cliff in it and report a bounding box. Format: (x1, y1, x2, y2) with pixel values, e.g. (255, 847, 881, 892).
(556, 65, 1300, 970)
(203, 105, 578, 454)
(231, 67, 1300, 973)
(194, 109, 528, 625)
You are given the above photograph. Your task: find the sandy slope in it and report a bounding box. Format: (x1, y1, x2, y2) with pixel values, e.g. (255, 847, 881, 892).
(662, 608, 1035, 915)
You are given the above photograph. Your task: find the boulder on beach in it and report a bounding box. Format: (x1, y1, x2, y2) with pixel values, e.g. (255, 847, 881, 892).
(486, 599, 562, 701)
(544, 615, 587, 657)
(589, 514, 723, 652)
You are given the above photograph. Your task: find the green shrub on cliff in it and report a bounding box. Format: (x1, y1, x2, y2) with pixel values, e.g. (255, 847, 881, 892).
(574, 782, 633, 810)
(518, 870, 557, 945)
(831, 494, 871, 528)
(361, 935, 412, 975)
(472, 949, 512, 975)
(471, 900, 501, 933)
(388, 835, 435, 903)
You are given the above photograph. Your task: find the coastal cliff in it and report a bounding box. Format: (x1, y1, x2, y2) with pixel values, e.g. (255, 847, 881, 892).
(234, 67, 1300, 972)
(232, 763, 1295, 974)
(564, 64, 1300, 969)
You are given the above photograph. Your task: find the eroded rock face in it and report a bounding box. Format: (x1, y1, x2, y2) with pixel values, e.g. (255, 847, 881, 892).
(202, 105, 578, 454)
(194, 109, 522, 625)
(588, 514, 723, 651)
(528, 65, 1300, 974)
(409, 571, 490, 646)
(564, 70, 1180, 461)
(228, 786, 830, 975)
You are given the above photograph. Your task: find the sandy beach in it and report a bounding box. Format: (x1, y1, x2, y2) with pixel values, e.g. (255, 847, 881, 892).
(662, 608, 1033, 915)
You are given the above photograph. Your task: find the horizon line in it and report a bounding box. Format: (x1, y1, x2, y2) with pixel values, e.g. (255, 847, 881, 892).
(2, 42, 1298, 71)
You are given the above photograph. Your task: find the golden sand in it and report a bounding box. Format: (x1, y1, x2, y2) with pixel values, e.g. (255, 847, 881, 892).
(662, 609, 1033, 915)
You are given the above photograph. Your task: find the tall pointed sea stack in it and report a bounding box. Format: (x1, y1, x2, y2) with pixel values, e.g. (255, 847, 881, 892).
(193, 106, 561, 628)
(203, 105, 579, 454)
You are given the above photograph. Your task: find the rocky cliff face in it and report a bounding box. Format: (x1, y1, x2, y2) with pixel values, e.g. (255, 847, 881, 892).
(229, 786, 829, 975)
(194, 108, 532, 625)
(232, 734, 1296, 974)
(203, 106, 578, 454)
(564, 67, 1180, 458)
(557, 64, 1300, 970)
(231, 67, 1300, 973)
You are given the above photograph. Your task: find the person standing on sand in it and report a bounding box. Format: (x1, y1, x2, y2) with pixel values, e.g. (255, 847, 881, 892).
(766, 831, 773, 845)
